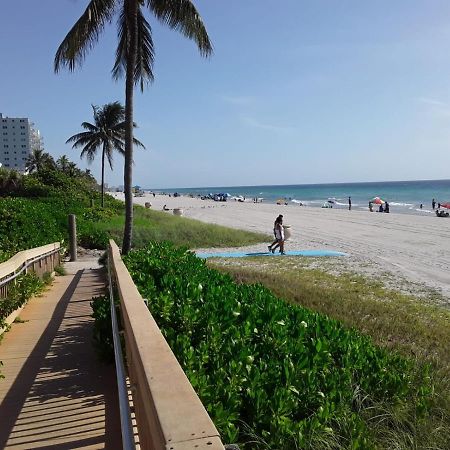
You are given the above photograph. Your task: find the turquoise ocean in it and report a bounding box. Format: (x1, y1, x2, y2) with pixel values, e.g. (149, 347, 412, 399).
(154, 179, 450, 215)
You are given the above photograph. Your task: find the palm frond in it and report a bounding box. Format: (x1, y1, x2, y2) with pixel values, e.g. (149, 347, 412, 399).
(132, 136, 146, 148)
(113, 6, 155, 91)
(112, 8, 128, 81)
(147, 0, 213, 57)
(81, 122, 98, 132)
(54, 0, 118, 72)
(135, 8, 155, 90)
(66, 131, 99, 146)
(80, 141, 100, 163)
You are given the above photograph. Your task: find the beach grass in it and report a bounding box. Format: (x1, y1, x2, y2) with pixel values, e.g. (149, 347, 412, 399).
(209, 256, 450, 448)
(98, 206, 269, 249)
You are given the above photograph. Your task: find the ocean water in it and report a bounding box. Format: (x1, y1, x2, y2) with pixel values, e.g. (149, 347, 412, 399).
(153, 179, 450, 215)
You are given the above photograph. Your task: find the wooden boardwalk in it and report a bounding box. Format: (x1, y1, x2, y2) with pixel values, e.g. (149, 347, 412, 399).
(0, 259, 121, 449)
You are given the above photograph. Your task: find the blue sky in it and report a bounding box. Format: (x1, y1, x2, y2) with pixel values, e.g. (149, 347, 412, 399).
(1, 0, 450, 188)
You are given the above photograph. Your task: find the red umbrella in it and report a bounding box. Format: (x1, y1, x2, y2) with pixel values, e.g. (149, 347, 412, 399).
(441, 202, 450, 209)
(371, 197, 385, 205)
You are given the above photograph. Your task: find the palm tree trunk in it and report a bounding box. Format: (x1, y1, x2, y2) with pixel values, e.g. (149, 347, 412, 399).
(122, 0, 138, 254)
(101, 145, 106, 208)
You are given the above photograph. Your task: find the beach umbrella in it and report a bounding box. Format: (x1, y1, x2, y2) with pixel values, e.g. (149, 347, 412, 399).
(371, 197, 385, 205)
(441, 202, 450, 209)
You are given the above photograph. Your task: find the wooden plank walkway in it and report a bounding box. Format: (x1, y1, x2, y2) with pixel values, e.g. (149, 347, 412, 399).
(0, 259, 122, 449)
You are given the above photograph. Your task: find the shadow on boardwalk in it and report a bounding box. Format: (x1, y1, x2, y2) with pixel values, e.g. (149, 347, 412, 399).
(0, 267, 121, 449)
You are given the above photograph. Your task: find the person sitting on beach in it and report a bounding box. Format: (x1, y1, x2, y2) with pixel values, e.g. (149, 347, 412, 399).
(163, 204, 170, 211)
(384, 202, 390, 213)
(369, 201, 373, 212)
(378, 204, 384, 212)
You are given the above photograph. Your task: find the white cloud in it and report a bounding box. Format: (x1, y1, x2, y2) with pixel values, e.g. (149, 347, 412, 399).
(240, 115, 295, 132)
(416, 97, 447, 107)
(416, 97, 450, 118)
(221, 95, 254, 106)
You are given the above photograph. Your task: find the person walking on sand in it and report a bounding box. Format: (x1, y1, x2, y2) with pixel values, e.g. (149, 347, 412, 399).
(348, 196, 352, 211)
(432, 198, 436, 210)
(268, 215, 285, 254)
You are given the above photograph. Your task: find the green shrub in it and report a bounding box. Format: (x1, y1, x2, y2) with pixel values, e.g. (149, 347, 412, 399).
(90, 295, 114, 363)
(121, 242, 434, 449)
(54, 265, 66, 276)
(0, 273, 44, 327)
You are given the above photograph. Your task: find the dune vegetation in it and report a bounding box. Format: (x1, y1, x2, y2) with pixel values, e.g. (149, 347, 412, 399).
(0, 162, 267, 263)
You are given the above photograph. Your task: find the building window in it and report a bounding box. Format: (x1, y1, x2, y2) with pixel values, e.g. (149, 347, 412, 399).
(2, 126, 6, 129)
(20, 119, 25, 122)
(4, 144, 8, 148)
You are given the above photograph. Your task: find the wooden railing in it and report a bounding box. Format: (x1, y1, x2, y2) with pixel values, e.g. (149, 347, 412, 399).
(0, 242, 61, 299)
(0, 243, 61, 335)
(108, 240, 225, 450)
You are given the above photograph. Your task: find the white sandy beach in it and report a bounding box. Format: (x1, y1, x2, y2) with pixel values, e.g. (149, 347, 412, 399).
(110, 192, 450, 300)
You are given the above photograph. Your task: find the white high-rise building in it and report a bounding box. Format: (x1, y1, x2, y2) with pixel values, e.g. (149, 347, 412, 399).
(0, 112, 40, 172)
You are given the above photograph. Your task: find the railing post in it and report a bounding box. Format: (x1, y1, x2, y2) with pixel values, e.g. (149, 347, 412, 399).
(68, 214, 77, 262)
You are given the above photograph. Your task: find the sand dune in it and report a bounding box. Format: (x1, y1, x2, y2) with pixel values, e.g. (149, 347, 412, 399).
(111, 192, 450, 300)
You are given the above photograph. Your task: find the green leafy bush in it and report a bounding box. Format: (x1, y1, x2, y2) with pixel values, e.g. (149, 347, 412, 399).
(0, 273, 44, 327)
(121, 242, 433, 449)
(91, 295, 114, 363)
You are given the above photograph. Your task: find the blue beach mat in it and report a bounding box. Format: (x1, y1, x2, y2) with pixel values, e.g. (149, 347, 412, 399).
(196, 250, 347, 259)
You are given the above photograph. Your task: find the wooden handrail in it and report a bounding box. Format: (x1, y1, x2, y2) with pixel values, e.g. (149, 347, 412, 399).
(108, 240, 225, 450)
(0, 243, 60, 279)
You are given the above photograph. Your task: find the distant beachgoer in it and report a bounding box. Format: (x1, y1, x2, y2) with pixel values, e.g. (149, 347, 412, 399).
(379, 204, 384, 212)
(348, 196, 352, 211)
(163, 204, 170, 211)
(369, 201, 373, 212)
(268, 215, 284, 254)
(420, 204, 423, 209)
(153, 192, 155, 198)
(274, 217, 285, 255)
(432, 198, 436, 209)
(385, 202, 390, 213)
(438, 202, 441, 209)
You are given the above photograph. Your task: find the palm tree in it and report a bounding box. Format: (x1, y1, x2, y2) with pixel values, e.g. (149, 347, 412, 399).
(66, 161, 79, 178)
(0, 168, 22, 196)
(66, 102, 144, 207)
(25, 149, 55, 173)
(54, 0, 212, 254)
(56, 155, 71, 173)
